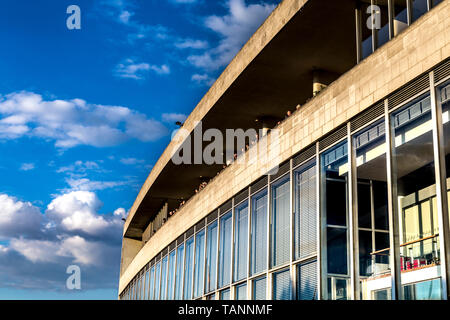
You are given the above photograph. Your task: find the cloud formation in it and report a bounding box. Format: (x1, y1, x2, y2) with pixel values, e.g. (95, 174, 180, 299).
(0, 91, 168, 148)
(188, 0, 275, 71)
(0, 191, 125, 291)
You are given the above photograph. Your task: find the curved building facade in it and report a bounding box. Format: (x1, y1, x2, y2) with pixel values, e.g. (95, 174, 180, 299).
(119, 0, 450, 300)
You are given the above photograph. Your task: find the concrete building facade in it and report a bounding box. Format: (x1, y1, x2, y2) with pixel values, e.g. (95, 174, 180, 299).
(119, 0, 450, 300)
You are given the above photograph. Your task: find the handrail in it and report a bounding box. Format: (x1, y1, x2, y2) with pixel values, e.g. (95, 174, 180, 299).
(370, 233, 439, 256)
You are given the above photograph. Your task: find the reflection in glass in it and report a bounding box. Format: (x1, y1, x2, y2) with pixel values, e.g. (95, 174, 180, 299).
(160, 255, 168, 300)
(353, 119, 391, 299)
(154, 261, 161, 300)
(321, 141, 349, 299)
(391, 94, 443, 300)
(273, 268, 292, 300)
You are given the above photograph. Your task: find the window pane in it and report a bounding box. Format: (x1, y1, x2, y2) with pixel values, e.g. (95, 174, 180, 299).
(253, 277, 266, 300)
(167, 250, 176, 300)
(206, 221, 218, 293)
(149, 266, 155, 300)
(235, 283, 247, 300)
(175, 244, 184, 300)
(271, 176, 290, 267)
(294, 161, 317, 261)
(220, 289, 230, 300)
(154, 261, 161, 300)
(194, 230, 205, 298)
(184, 237, 194, 299)
(391, 94, 442, 299)
(144, 269, 149, 299)
(234, 202, 248, 282)
(251, 189, 268, 275)
(403, 279, 442, 300)
(411, 0, 428, 22)
(353, 119, 392, 299)
(273, 268, 292, 300)
(219, 212, 232, 288)
(321, 141, 349, 299)
(160, 256, 168, 300)
(297, 260, 317, 300)
(393, 0, 408, 35)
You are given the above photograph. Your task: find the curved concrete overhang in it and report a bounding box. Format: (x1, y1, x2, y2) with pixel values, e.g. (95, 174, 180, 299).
(123, 0, 359, 239)
(119, 0, 450, 294)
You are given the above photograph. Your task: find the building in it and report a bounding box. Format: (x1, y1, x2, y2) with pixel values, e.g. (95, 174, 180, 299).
(118, 0, 450, 300)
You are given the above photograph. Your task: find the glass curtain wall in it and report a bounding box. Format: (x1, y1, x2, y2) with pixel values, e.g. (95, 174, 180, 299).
(390, 93, 443, 300)
(321, 140, 350, 300)
(352, 119, 392, 300)
(218, 212, 232, 289)
(253, 276, 267, 300)
(251, 189, 268, 275)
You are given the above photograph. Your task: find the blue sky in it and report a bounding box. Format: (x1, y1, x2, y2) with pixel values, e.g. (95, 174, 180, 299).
(0, 0, 280, 299)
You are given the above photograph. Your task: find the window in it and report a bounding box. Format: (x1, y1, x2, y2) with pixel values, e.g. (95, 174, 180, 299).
(144, 269, 149, 299)
(321, 141, 350, 299)
(235, 283, 247, 300)
(353, 119, 392, 299)
(167, 250, 176, 300)
(253, 276, 267, 300)
(149, 265, 155, 300)
(160, 255, 168, 300)
(294, 161, 317, 260)
(391, 94, 442, 299)
(403, 279, 442, 300)
(154, 261, 161, 300)
(234, 202, 248, 282)
(175, 244, 184, 300)
(184, 237, 194, 299)
(297, 260, 317, 300)
(218, 212, 232, 288)
(206, 221, 218, 293)
(273, 268, 292, 300)
(251, 189, 268, 275)
(271, 176, 290, 267)
(193, 230, 205, 298)
(220, 289, 230, 300)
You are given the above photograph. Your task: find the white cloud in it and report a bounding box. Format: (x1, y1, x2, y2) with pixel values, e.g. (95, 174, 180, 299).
(0, 194, 43, 239)
(188, 0, 275, 71)
(113, 208, 127, 219)
(161, 113, 187, 123)
(20, 163, 35, 171)
(10, 238, 60, 263)
(46, 191, 122, 236)
(114, 59, 170, 80)
(63, 178, 128, 192)
(57, 161, 101, 174)
(120, 157, 145, 165)
(0, 91, 168, 148)
(175, 39, 208, 50)
(191, 73, 215, 87)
